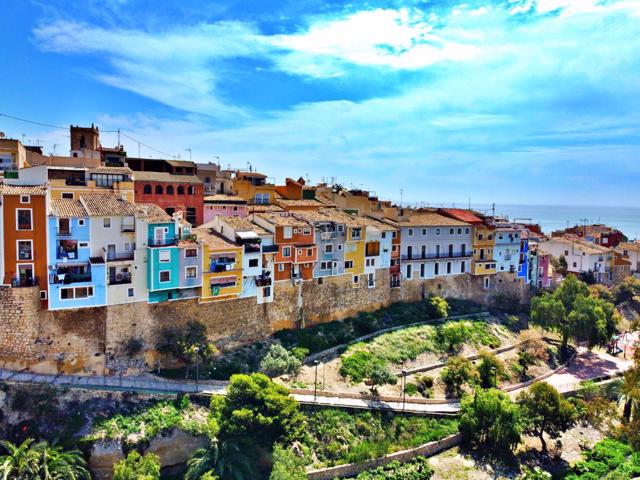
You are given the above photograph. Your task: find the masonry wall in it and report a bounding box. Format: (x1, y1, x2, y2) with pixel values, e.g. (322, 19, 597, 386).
(0, 271, 530, 375)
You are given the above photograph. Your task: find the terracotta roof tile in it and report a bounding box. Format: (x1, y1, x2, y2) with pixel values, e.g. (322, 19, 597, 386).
(133, 171, 202, 184)
(50, 198, 88, 217)
(80, 193, 138, 217)
(135, 203, 172, 223)
(396, 212, 470, 227)
(0, 184, 47, 195)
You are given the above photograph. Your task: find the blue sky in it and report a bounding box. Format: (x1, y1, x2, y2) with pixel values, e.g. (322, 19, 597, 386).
(1, 0, 640, 206)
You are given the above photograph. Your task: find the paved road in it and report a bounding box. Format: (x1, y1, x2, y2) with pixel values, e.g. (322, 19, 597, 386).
(0, 347, 632, 415)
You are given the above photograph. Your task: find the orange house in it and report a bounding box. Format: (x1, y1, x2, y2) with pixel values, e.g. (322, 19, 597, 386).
(253, 212, 317, 281)
(1, 184, 49, 306)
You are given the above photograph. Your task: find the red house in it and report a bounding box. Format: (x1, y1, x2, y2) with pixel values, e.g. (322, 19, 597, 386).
(127, 158, 204, 225)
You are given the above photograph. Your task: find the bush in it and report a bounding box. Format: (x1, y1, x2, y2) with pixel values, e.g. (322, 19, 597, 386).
(425, 295, 449, 319)
(566, 439, 640, 480)
(353, 313, 382, 335)
(340, 350, 378, 383)
(367, 362, 397, 394)
(355, 458, 434, 479)
(259, 344, 302, 378)
(113, 451, 160, 480)
(269, 444, 307, 480)
(156, 321, 215, 365)
(491, 293, 522, 314)
(404, 383, 419, 396)
(415, 375, 434, 398)
(459, 389, 522, 454)
(441, 356, 478, 398)
(123, 337, 144, 357)
(291, 347, 309, 361)
(477, 350, 506, 389)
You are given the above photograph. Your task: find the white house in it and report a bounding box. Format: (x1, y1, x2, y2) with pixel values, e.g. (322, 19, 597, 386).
(538, 235, 612, 284)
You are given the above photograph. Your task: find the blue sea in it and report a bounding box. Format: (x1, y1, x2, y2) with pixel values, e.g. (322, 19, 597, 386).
(471, 204, 640, 240)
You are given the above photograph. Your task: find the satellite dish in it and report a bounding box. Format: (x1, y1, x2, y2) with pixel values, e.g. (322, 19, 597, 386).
(0, 132, 5, 139)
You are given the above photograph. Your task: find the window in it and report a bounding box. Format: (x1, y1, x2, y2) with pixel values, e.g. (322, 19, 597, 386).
(461, 261, 466, 273)
(478, 233, 484, 240)
(573, 262, 577, 268)
(484, 277, 490, 289)
(465, 228, 470, 234)
(75, 287, 93, 298)
(435, 228, 441, 235)
(447, 262, 452, 274)
(408, 228, 413, 237)
(345, 260, 354, 269)
(366, 258, 375, 267)
(188, 186, 195, 195)
(406, 264, 412, 279)
(283, 227, 292, 239)
(61, 288, 73, 300)
(353, 274, 360, 284)
(185, 266, 197, 278)
(16, 209, 32, 230)
(422, 228, 427, 236)
(159, 250, 171, 262)
(382, 232, 387, 239)
(124, 242, 131, 251)
(61, 286, 93, 299)
(488, 234, 493, 240)
(248, 259, 258, 267)
(307, 248, 313, 256)
(128, 288, 135, 297)
(303, 227, 311, 235)
(20, 195, 30, 204)
(155, 185, 164, 194)
(254, 193, 269, 204)
(103, 218, 111, 228)
(449, 228, 454, 235)
(420, 263, 425, 278)
(177, 186, 185, 195)
(282, 246, 291, 257)
(297, 249, 302, 256)
(79, 242, 89, 248)
(78, 219, 85, 226)
(435, 263, 439, 275)
(166, 185, 174, 195)
(159, 270, 171, 282)
(62, 192, 74, 199)
(337, 244, 343, 251)
(143, 184, 152, 194)
(392, 231, 397, 238)
(338, 225, 344, 232)
(564, 250, 569, 256)
(278, 264, 285, 272)
(368, 273, 375, 288)
(40, 290, 47, 300)
(320, 261, 331, 270)
(185, 248, 198, 258)
(458, 228, 462, 234)
(17, 240, 33, 260)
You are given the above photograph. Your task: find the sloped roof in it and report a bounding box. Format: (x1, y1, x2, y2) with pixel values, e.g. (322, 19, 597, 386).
(255, 212, 312, 228)
(194, 223, 241, 250)
(50, 198, 88, 218)
(204, 194, 247, 204)
(439, 208, 485, 225)
(133, 171, 202, 184)
(80, 193, 138, 217)
(89, 166, 133, 175)
(135, 203, 172, 223)
(396, 212, 470, 227)
(221, 216, 270, 235)
(0, 184, 47, 196)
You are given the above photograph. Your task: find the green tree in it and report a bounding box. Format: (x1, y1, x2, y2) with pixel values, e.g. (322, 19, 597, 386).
(477, 350, 506, 389)
(259, 344, 302, 378)
(459, 389, 522, 454)
(366, 362, 397, 394)
(567, 295, 618, 349)
(113, 451, 160, 480)
(269, 444, 306, 480)
(517, 382, 576, 452)
(425, 295, 449, 319)
(0, 439, 90, 480)
(185, 441, 257, 480)
(613, 276, 640, 304)
(441, 356, 478, 398)
(156, 320, 217, 367)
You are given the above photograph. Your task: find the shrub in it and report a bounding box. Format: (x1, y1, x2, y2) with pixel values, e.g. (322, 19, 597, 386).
(259, 344, 302, 378)
(269, 444, 307, 480)
(123, 337, 144, 356)
(404, 383, 419, 396)
(367, 362, 397, 394)
(477, 350, 506, 389)
(355, 458, 434, 479)
(459, 389, 522, 454)
(340, 350, 378, 383)
(113, 451, 160, 480)
(491, 293, 522, 314)
(415, 375, 434, 398)
(566, 439, 640, 480)
(156, 321, 215, 365)
(441, 356, 478, 398)
(353, 313, 382, 335)
(425, 295, 449, 319)
(291, 347, 309, 361)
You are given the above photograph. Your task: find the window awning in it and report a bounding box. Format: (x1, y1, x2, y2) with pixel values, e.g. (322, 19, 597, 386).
(236, 231, 259, 240)
(210, 276, 236, 285)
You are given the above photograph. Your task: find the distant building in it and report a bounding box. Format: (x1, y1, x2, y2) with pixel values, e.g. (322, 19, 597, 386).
(539, 235, 613, 284)
(203, 194, 248, 223)
(615, 242, 640, 276)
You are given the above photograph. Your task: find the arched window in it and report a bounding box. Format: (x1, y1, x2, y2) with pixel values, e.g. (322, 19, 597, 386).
(204, 177, 211, 184)
(166, 185, 174, 195)
(143, 184, 152, 194)
(177, 186, 185, 195)
(155, 185, 164, 195)
(188, 186, 195, 195)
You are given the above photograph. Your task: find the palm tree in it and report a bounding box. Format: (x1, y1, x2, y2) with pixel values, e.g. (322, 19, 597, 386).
(185, 440, 257, 480)
(184, 443, 219, 480)
(0, 438, 90, 480)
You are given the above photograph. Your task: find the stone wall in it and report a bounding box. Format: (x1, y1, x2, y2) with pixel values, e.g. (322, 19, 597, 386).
(0, 271, 530, 375)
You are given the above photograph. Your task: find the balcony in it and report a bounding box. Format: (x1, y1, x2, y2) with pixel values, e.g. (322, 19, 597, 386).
(121, 224, 136, 233)
(209, 260, 236, 273)
(109, 273, 132, 285)
(56, 250, 79, 261)
(401, 252, 472, 261)
(256, 273, 272, 287)
(53, 271, 92, 284)
(262, 244, 279, 254)
(56, 228, 72, 237)
(244, 243, 261, 254)
(106, 251, 135, 262)
(320, 231, 337, 240)
(65, 178, 87, 187)
(148, 237, 178, 247)
(11, 277, 39, 288)
(322, 251, 334, 260)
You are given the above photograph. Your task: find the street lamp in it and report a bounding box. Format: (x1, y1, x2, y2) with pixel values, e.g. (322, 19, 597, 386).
(194, 346, 200, 393)
(401, 369, 407, 412)
(314, 360, 319, 403)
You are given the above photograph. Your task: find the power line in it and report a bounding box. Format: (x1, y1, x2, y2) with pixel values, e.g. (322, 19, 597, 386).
(0, 111, 176, 158)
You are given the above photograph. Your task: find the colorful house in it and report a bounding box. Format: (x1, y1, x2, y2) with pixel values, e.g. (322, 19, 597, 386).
(360, 215, 396, 288)
(203, 194, 248, 223)
(194, 223, 244, 302)
(253, 212, 316, 282)
(494, 225, 521, 274)
(233, 171, 276, 206)
(47, 199, 107, 310)
(0, 184, 49, 305)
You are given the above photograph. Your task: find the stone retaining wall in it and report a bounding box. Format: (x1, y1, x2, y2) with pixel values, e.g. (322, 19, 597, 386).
(306, 433, 462, 480)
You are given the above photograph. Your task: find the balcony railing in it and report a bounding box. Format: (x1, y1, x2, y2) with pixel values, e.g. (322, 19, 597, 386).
(401, 252, 472, 261)
(256, 274, 272, 287)
(262, 244, 279, 253)
(56, 250, 79, 261)
(106, 251, 135, 262)
(210, 262, 236, 273)
(121, 224, 136, 233)
(320, 231, 337, 240)
(53, 272, 92, 284)
(148, 237, 178, 247)
(244, 243, 261, 253)
(57, 228, 72, 237)
(109, 274, 132, 285)
(12, 277, 39, 288)
(65, 178, 87, 186)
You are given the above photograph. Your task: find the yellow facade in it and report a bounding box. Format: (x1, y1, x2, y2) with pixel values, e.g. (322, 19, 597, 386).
(471, 226, 496, 275)
(233, 175, 276, 205)
(199, 243, 243, 302)
(344, 226, 365, 276)
(47, 178, 135, 202)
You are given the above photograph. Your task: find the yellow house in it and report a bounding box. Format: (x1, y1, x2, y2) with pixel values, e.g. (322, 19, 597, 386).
(471, 225, 497, 275)
(337, 212, 366, 281)
(194, 224, 243, 302)
(0, 138, 28, 178)
(233, 171, 276, 205)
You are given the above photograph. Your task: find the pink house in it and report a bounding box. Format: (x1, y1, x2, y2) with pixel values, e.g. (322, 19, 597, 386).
(538, 253, 554, 288)
(203, 194, 248, 223)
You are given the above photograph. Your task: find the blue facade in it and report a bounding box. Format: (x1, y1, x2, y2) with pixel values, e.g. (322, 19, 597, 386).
(47, 216, 107, 310)
(517, 238, 529, 283)
(146, 221, 183, 303)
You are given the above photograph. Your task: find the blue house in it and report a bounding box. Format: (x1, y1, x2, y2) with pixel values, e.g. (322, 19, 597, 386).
(517, 237, 529, 283)
(47, 198, 107, 310)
